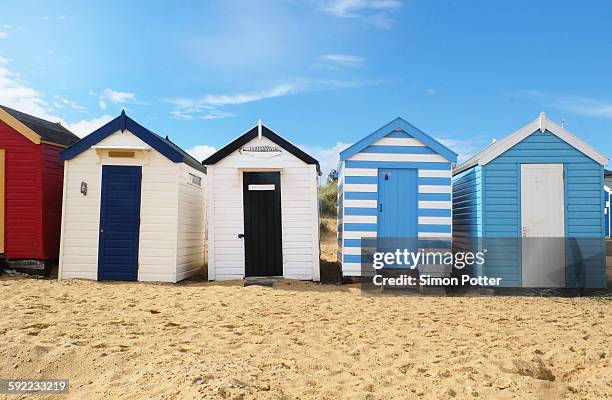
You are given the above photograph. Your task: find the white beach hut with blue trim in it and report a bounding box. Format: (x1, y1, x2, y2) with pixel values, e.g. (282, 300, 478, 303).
(337, 117, 458, 276)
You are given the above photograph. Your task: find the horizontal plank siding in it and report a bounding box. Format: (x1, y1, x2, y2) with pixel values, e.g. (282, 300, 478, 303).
(339, 129, 453, 275)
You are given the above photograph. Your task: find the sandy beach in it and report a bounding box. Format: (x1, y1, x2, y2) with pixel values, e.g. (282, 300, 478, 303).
(1, 276, 610, 400)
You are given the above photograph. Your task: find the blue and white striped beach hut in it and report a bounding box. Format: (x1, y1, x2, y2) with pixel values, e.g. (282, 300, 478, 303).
(337, 117, 458, 276)
(605, 185, 611, 238)
(453, 113, 609, 288)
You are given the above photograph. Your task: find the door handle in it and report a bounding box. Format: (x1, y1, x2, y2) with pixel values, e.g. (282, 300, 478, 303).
(379, 203, 383, 213)
(238, 233, 245, 239)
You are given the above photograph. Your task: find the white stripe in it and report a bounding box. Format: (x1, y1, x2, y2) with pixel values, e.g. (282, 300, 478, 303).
(344, 168, 378, 177)
(418, 216, 452, 225)
(348, 153, 449, 162)
(419, 169, 451, 178)
(419, 201, 452, 209)
(419, 185, 451, 193)
(345, 199, 377, 208)
(418, 232, 452, 238)
(343, 247, 363, 255)
(343, 231, 377, 239)
(344, 215, 377, 224)
(344, 183, 377, 192)
(373, 137, 424, 146)
(342, 263, 363, 274)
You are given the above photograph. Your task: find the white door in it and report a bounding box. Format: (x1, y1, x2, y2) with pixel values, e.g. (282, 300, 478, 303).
(520, 164, 565, 287)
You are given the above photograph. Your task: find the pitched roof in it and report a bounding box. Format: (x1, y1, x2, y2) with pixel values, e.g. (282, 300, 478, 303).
(0, 104, 80, 147)
(60, 111, 206, 173)
(453, 113, 609, 175)
(339, 117, 458, 163)
(605, 169, 612, 176)
(202, 123, 321, 175)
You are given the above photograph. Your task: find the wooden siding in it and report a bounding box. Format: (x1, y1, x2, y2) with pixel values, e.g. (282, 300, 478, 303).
(338, 130, 454, 276)
(481, 130, 605, 287)
(176, 164, 206, 280)
(41, 143, 65, 259)
(207, 136, 319, 281)
(0, 120, 44, 259)
(59, 130, 189, 282)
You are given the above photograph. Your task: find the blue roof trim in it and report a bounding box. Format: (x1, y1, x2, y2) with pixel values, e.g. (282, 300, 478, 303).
(339, 117, 458, 163)
(60, 111, 206, 173)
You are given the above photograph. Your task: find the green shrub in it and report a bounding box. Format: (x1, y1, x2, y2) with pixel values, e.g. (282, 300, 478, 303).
(320, 181, 338, 217)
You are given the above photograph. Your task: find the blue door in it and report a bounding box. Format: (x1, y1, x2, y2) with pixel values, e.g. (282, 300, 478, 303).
(377, 168, 418, 238)
(98, 166, 142, 281)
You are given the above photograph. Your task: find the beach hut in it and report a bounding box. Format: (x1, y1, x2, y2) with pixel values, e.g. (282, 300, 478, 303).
(0, 105, 80, 269)
(605, 169, 612, 188)
(453, 113, 609, 288)
(203, 122, 321, 281)
(337, 117, 458, 277)
(58, 111, 206, 282)
(605, 186, 611, 238)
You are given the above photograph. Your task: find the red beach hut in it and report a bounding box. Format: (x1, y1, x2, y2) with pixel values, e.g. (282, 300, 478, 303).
(0, 105, 80, 270)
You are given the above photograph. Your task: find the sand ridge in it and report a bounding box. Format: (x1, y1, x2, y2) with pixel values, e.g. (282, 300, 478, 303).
(0, 277, 610, 399)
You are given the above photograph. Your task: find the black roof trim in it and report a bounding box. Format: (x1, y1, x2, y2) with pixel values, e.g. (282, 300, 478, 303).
(605, 169, 612, 176)
(202, 124, 321, 175)
(0, 104, 80, 147)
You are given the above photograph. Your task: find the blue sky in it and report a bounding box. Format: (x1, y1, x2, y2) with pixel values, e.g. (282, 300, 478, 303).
(1, 0, 611, 176)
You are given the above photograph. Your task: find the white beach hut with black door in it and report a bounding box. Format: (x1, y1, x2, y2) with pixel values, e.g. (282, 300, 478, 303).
(58, 111, 207, 283)
(203, 122, 321, 281)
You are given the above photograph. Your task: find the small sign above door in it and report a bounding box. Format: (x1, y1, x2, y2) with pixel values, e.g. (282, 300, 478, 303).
(239, 145, 282, 159)
(248, 184, 276, 191)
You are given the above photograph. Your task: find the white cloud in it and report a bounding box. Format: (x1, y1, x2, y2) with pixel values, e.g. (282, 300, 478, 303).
(53, 95, 86, 111)
(315, 0, 402, 29)
(99, 100, 107, 109)
(65, 115, 114, 137)
(0, 65, 56, 119)
(166, 79, 376, 120)
(101, 88, 136, 104)
(0, 32, 8, 39)
(436, 137, 488, 163)
(186, 145, 217, 161)
(508, 90, 612, 119)
(299, 142, 351, 180)
(318, 54, 365, 68)
(0, 56, 7, 64)
(0, 59, 112, 138)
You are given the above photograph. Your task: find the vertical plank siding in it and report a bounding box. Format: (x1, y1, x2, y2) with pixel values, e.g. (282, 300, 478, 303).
(339, 131, 454, 276)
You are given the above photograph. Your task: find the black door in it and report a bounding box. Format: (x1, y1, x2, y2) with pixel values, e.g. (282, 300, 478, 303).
(243, 172, 283, 277)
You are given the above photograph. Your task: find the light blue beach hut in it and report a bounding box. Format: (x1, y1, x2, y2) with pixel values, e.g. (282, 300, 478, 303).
(452, 113, 609, 288)
(605, 185, 611, 238)
(337, 117, 458, 277)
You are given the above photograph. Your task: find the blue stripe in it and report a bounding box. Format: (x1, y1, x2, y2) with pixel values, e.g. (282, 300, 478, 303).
(344, 223, 377, 231)
(343, 255, 374, 263)
(385, 130, 413, 138)
(346, 161, 451, 170)
(418, 177, 451, 185)
(345, 176, 377, 184)
(418, 193, 451, 201)
(345, 192, 377, 200)
(344, 239, 362, 247)
(345, 207, 377, 215)
(418, 224, 452, 233)
(418, 208, 451, 217)
(362, 145, 435, 154)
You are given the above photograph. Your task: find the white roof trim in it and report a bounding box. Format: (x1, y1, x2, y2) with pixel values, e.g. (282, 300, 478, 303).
(453, 113, 608, 175)
(605, 185, 611, 193)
